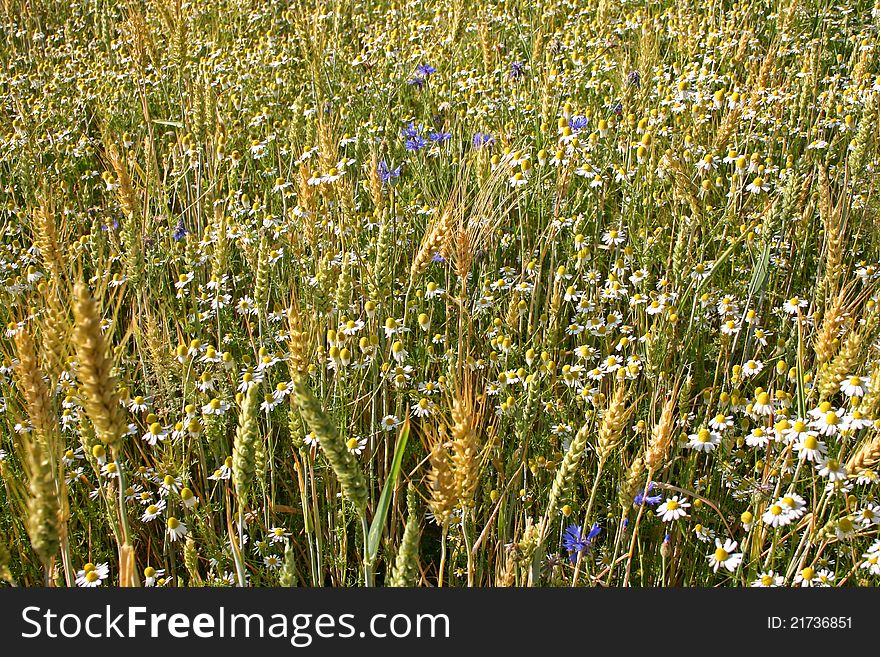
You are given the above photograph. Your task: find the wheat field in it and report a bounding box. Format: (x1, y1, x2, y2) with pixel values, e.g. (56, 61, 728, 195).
(0, 0, 879, 588)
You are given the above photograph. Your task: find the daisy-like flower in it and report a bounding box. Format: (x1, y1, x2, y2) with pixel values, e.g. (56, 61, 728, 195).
(272, 381, 292, 402)
(656, 496, 691, 522)
(264, 554, 282, 570)
(708, 413, 733, 431)
(751, 571, 784, 587)
(839, 375, 869, 398)
(76, 562, 110, 588)
(142, 422, 168, 446)
(411, 397, 433, 418)
(745, 176, 769, 194)
(816, 457, 847, 482)
(855, 502, 880, 527)
(834, 516, 856, 540)
(741, 359, 763, 378)
(693, 524, 716, 543)
(687, 427, 721, 452)
(782, 296, 807, 315)
(861, 546, 880, 576)
(346, 436, 367, 455)
(812, 410, 842, 436)
(762, 502, 793, 528)
(391, 340, 408, 364)
(841, 409, 872, 432)
(101, 461, 120, 479)
(202, 397, 228, 415)
(601, 228, 626, 246)
(794, 432, 826, 462)
(143, 566, 165, 587)
(268, 526, 292, 544)
(303, 431, 319, 447)
(794, 566, 817, 587)
(180, 487, 199, 509)
(778, 493, 807, 520)
(425, 282, 445, 300)
(752, 391, 774, 416)
(707, 538, 742, 573)
(745, 426, 771, 448)
(129, 395, 150, 413)
(815, 569, 836, 586)
(783, 418, 814, 445)
(167, 517, 188, 542)
(381, 414, 401, 431)
(141, 500, 167, 522)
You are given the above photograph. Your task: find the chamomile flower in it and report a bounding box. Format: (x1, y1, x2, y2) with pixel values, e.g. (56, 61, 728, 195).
(751, 571, 784, 587)
(687, 427, 722, 452)
(143, 567, 164, 587)
(708, 413, 733, 431)
(656, 496, 691, 522)
(707, 538, 742, 573)
(141, 500, 167, 522)
(839, 375, 869, 398)
(76, 562, 109, 587)
(782, 296, 807, 315)
(816, 457, 847, 482)
(166, 517, 188, 542)
(745, 426, 771, 448)
(142, 422, 169, 446)
(812, 410, 842, 436)
(268, 526, 292, 544)
(346, 436, 367, 455)
(794, 433, 826, 462)
(762, 502, 793, 528)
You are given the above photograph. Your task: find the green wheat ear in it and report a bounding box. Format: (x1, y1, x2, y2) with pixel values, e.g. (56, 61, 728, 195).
(232, 381, 261, 501)
(388, 485, 422, 587)
(292, 376, 368, 513)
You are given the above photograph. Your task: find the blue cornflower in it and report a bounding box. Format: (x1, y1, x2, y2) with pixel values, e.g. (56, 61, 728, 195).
(416, 64, 436, 76)
(633, 482, 661, 507)
(510, 61, 525, 79)
(407, 76, 425, 89)
(627, 70, 641, 88)
(431, 252, 446, 263)
(472, 132, 494, 148)
(428, 131, 452, 142)
(400, 122, 421, 139)
(172, 220, 188, 241)
(378, 160, 402, 184)
(562, 523, 601, 563)
(405, 135, 428, 152)
(569, 115, 589, 131)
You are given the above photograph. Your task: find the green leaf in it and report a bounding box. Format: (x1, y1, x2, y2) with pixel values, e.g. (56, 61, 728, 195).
(366, 417, 410, 564)
(747, 243, 771, 298)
